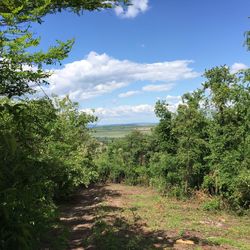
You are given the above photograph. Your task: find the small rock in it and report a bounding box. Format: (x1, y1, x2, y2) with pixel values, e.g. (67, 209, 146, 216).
(175, 239, 195, 245)
(216, 222, 223, 227)
(153, 243, 160, 248)
(219, 218, 226, 223)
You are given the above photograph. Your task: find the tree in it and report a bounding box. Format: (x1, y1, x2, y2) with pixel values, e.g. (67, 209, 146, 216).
(0, 96, 98, 248)
(154, 100, 176, 153)
(94, 67, 250, 210)
(0, 0, 129, 97)
(0, 1, 129, 247)
(173, 91, 209, 193)
(202, 66, 250, 208)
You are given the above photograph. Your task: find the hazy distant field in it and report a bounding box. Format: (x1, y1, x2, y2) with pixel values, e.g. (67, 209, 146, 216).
(91, 124, 156, 138)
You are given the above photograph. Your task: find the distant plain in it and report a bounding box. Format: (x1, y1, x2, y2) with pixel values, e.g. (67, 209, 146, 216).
(91, 124, 156, 138)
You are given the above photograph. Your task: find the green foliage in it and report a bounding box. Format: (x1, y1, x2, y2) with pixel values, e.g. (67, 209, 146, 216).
(202, 197, 222, 211)
(0, 0, 129, 97)
(95, 130, 153, 185)
(1, 3, 249, 248)
(230, 169, 250, 210)
(154, 100, 176, 152)
(202, 67, 250, 207)
(0, 1, 129, 247)
(98, 66, 250, 212)
(0, 96, 98, 248)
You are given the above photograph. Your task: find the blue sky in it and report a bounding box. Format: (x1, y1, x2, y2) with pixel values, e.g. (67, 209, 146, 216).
(33, 0, 250, 124)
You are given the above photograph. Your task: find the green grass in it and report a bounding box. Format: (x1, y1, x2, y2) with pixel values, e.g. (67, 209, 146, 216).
(92, 184, 250, 249)
(128, 192, 250, 249)
(91, 124, 156, 138)
(67, 184, 250, 249)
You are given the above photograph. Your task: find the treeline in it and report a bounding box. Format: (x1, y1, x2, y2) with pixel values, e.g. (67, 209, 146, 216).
(0, 96, 100, 248)
(95, 66, 250, 212)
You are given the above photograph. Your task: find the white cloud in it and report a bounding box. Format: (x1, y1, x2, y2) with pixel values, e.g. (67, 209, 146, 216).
(165, 95, 182, 112)
(165, 95, 182, 103)
(118, 84, 175, 99)
(82, 104, 155, 124)
(231, 63, 248, 74)
(83, 104, 154, 117)
(118, 84, 174, 99)
(82, 96, 183, 124)
(47, 51, 199, 100)
(118, 90, 141, 98)
(115, 0, 149, 19)
(142, 83, 174, 92)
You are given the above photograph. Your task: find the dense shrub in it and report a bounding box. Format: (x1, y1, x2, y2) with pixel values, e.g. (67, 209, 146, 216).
(0, 97, 98, 248)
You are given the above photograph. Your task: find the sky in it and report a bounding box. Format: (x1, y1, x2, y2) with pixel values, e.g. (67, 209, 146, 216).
(33, 0, 250, 125)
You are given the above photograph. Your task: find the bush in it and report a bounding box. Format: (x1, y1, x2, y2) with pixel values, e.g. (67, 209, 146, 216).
(0, 97, 98, 248)
(202, 197, 222, 211)
(229, 169, 250, 210)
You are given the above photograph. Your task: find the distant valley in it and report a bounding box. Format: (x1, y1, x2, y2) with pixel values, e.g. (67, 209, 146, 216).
(90, 123, 157, 138)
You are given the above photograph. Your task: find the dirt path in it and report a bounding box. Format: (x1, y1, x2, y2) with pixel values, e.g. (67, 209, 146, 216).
(59, 184, 249, 250)
(59, 184, 121, 249)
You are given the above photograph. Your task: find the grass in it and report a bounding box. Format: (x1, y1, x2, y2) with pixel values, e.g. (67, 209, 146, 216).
(92, 184, 250, 249)
(60, 184, 250, 249)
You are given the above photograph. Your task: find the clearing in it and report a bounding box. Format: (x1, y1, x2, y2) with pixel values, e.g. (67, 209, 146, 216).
(59, 184, 250, 250)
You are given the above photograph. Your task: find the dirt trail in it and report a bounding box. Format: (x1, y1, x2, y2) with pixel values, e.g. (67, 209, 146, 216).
(59, 184, 121, 249)
(59, 184, 241, 250)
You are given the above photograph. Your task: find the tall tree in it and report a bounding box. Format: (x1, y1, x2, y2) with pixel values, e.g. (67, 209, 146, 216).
(154, 100, 176, 153)
(173, 91, 209, 192)
(203, 66, 250, 208)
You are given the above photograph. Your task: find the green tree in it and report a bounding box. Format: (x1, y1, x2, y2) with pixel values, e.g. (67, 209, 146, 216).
(203, 66, 250, 209)
(173, 91, 209, 193)
(95, 130, 153, 185)
(154, 100, 176, 153)
(0, 1, 129, 248)
(0, 0, 129, 97)
(0, 96, 98, 248)
(44, 95, 98, 198)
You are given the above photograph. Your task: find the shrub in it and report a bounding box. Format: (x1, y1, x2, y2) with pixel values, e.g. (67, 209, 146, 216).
(202, 197, 222, 211)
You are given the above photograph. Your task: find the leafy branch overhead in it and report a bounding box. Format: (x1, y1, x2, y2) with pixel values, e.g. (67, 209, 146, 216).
(0, 0, 130, 97)
(0, 0, 130, 24)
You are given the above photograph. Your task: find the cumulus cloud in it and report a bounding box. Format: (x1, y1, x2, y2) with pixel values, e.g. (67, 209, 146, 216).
(142, 83, 174, 92)
(118, 84, 175, 99)
(115, 0, 149, 18)
(47, 51, 199, 100)
(118, 90, 141, 98)
(165, 95, 182, 112)
(82, 96, 183, 124)
(231, 62, 248, 74)
(83, 104, 153, 117)
(166, 95, 182, 103)
(82, 104, 155, 124)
